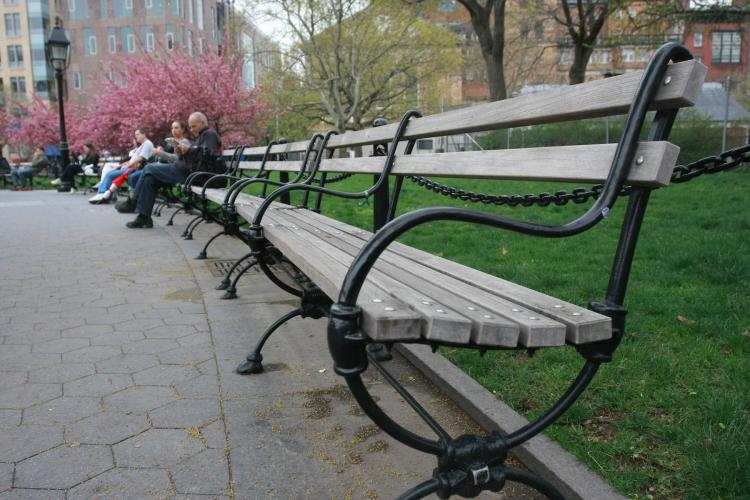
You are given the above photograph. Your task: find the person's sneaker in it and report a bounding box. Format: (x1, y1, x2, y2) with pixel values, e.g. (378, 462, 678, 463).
(21, 185, 30, 191)
(13, 186, 19, 191)
(88, 193, 107, 204)
(126, 214, 153, 229)
(50, 178, 61, 185)
(69, 186, 78, 194)
(115, 198, 136, 213)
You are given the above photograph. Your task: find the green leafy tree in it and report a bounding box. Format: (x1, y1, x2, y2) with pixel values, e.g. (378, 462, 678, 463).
(254, 0, 459, 131)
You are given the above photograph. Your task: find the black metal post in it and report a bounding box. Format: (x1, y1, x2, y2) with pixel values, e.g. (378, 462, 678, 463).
(54, 68, 70, 172)
(371, 118, 389, 232)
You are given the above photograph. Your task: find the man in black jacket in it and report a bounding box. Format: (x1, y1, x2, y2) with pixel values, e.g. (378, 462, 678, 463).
(126, 112, 221, 229)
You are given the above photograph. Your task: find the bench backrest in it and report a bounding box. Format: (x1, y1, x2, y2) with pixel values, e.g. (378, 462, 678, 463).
(225, 57, 705, 188)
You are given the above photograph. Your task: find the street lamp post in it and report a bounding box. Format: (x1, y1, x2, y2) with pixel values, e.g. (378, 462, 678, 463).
(46, 19, 71, 173)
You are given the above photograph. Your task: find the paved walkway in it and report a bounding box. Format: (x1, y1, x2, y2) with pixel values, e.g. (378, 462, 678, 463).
(0, 190, 539, 499)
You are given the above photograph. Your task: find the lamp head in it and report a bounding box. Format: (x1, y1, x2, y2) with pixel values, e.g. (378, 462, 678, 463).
(47, 18, 70, 72)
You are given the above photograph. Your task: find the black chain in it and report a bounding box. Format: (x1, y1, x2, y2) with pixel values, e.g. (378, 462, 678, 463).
(407, 143, 750, 208)
(311, 172, 353, 185)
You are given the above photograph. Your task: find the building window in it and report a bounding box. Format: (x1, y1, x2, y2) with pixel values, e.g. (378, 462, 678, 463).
(126, 0, 133, 9)
(559, 49, 570, 64)
(73, 71, 83, 89)
(10, 76, 25, 93)
(622, 47, 635, 63)
(108, 34, 116, 53)
(166, 32, 174, 50)
(7, 45, 23, 67)
(693, 32, 702, 48)
(4, 13, 21, 37)
(145, 0, 152, 7)
(4, 0, 19, 5)
(69, 0, 75, 11)
(146, 32, 155, 52)
(187, 30, 193, 56)
(599, 50, 611, 64)
(88, 35, 97, 54)
(712, 31, 741, 63)
(127, 33, 135, 52)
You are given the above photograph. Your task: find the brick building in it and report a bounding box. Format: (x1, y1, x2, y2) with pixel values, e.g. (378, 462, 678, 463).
(0, 0, 276, 108)
(683, 1, 750, 83)
(421, 0, 749, 106)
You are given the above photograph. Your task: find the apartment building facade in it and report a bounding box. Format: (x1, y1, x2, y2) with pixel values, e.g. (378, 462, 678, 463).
(424, 0, 749, 105)
(1, 0, 275, 108)
(0, 0, 61, 103)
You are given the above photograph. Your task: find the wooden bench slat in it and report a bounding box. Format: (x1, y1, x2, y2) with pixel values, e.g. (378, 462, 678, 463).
(233, 202, 423, 341)
(208, 187, 603, 347)
(239, 141, 679, 187)
(281, 206, 595, 347)
(264, 207, 482, 345)
(267, 197, 610, 343)
(233, 60, 704, 156)
(280, 208, 572, 347)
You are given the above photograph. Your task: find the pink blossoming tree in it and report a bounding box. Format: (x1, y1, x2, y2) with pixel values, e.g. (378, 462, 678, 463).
(6, 46, 273, 155)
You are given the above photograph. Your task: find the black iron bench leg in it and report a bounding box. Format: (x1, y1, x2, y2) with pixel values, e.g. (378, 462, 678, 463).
(154, 199, 170, 217)
(331, 325, 600, 500)
(397, 468, 564, 500)
(186, 217, 208, 240)
(167, 206, 186, 226)
(237, 288, 331, 375)
(221, 259, 259, 299)
(237, 307, 303, 375)
(181, 215, 204, 239)
(215, 252, 255, 290)
(196, 230, 227, 260)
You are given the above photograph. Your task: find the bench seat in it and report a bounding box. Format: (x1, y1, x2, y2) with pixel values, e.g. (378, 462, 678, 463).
(206, 188, 611, 348)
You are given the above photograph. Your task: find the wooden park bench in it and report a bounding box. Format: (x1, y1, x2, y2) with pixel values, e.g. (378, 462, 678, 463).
(178, 43, 705, 498)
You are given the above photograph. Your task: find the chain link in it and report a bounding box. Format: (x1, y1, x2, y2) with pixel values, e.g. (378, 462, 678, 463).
(407, 143, 750, 208)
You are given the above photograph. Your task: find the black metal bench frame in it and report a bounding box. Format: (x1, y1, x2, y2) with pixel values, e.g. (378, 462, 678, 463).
(163, 42, 706, 498)
(227, 43, 695, 499)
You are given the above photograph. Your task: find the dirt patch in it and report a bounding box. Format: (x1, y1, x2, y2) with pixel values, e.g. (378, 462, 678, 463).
(367, 440, 388, 453)
(353, 424, 381, 443)
(303, 395, 332, 420)
(160, 287, 202, 302)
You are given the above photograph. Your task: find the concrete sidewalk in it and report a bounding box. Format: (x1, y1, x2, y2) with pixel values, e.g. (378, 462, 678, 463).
(0, 191, 541, 499)
(0, 190, 624, 500)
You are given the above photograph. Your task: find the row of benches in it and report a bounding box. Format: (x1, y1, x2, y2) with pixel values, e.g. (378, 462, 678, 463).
(158, 43, 705, 499)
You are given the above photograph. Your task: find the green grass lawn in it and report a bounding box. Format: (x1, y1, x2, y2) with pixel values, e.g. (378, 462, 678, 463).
(277, 169, 749, 499)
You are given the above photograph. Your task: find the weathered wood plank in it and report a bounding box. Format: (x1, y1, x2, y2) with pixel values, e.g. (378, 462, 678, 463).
(283, 208, 592, 347)
(264, 208, 480, 344)
(231, 60, 704, 155)
(235, 142, 679, 186)
(233, 203, 422, 341)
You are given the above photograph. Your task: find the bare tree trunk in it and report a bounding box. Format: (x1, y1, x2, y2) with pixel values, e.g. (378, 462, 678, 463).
(568, 43, 595, 84)
(458, 0, 508, 101)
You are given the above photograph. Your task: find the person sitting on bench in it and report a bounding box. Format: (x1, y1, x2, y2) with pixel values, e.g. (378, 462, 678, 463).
(126, 112, 220, 229)
(89, 128, 153, 205)
(11, 148, 48, 191)
(115, 120, 191, 214)
(51, 143, 99, 193)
